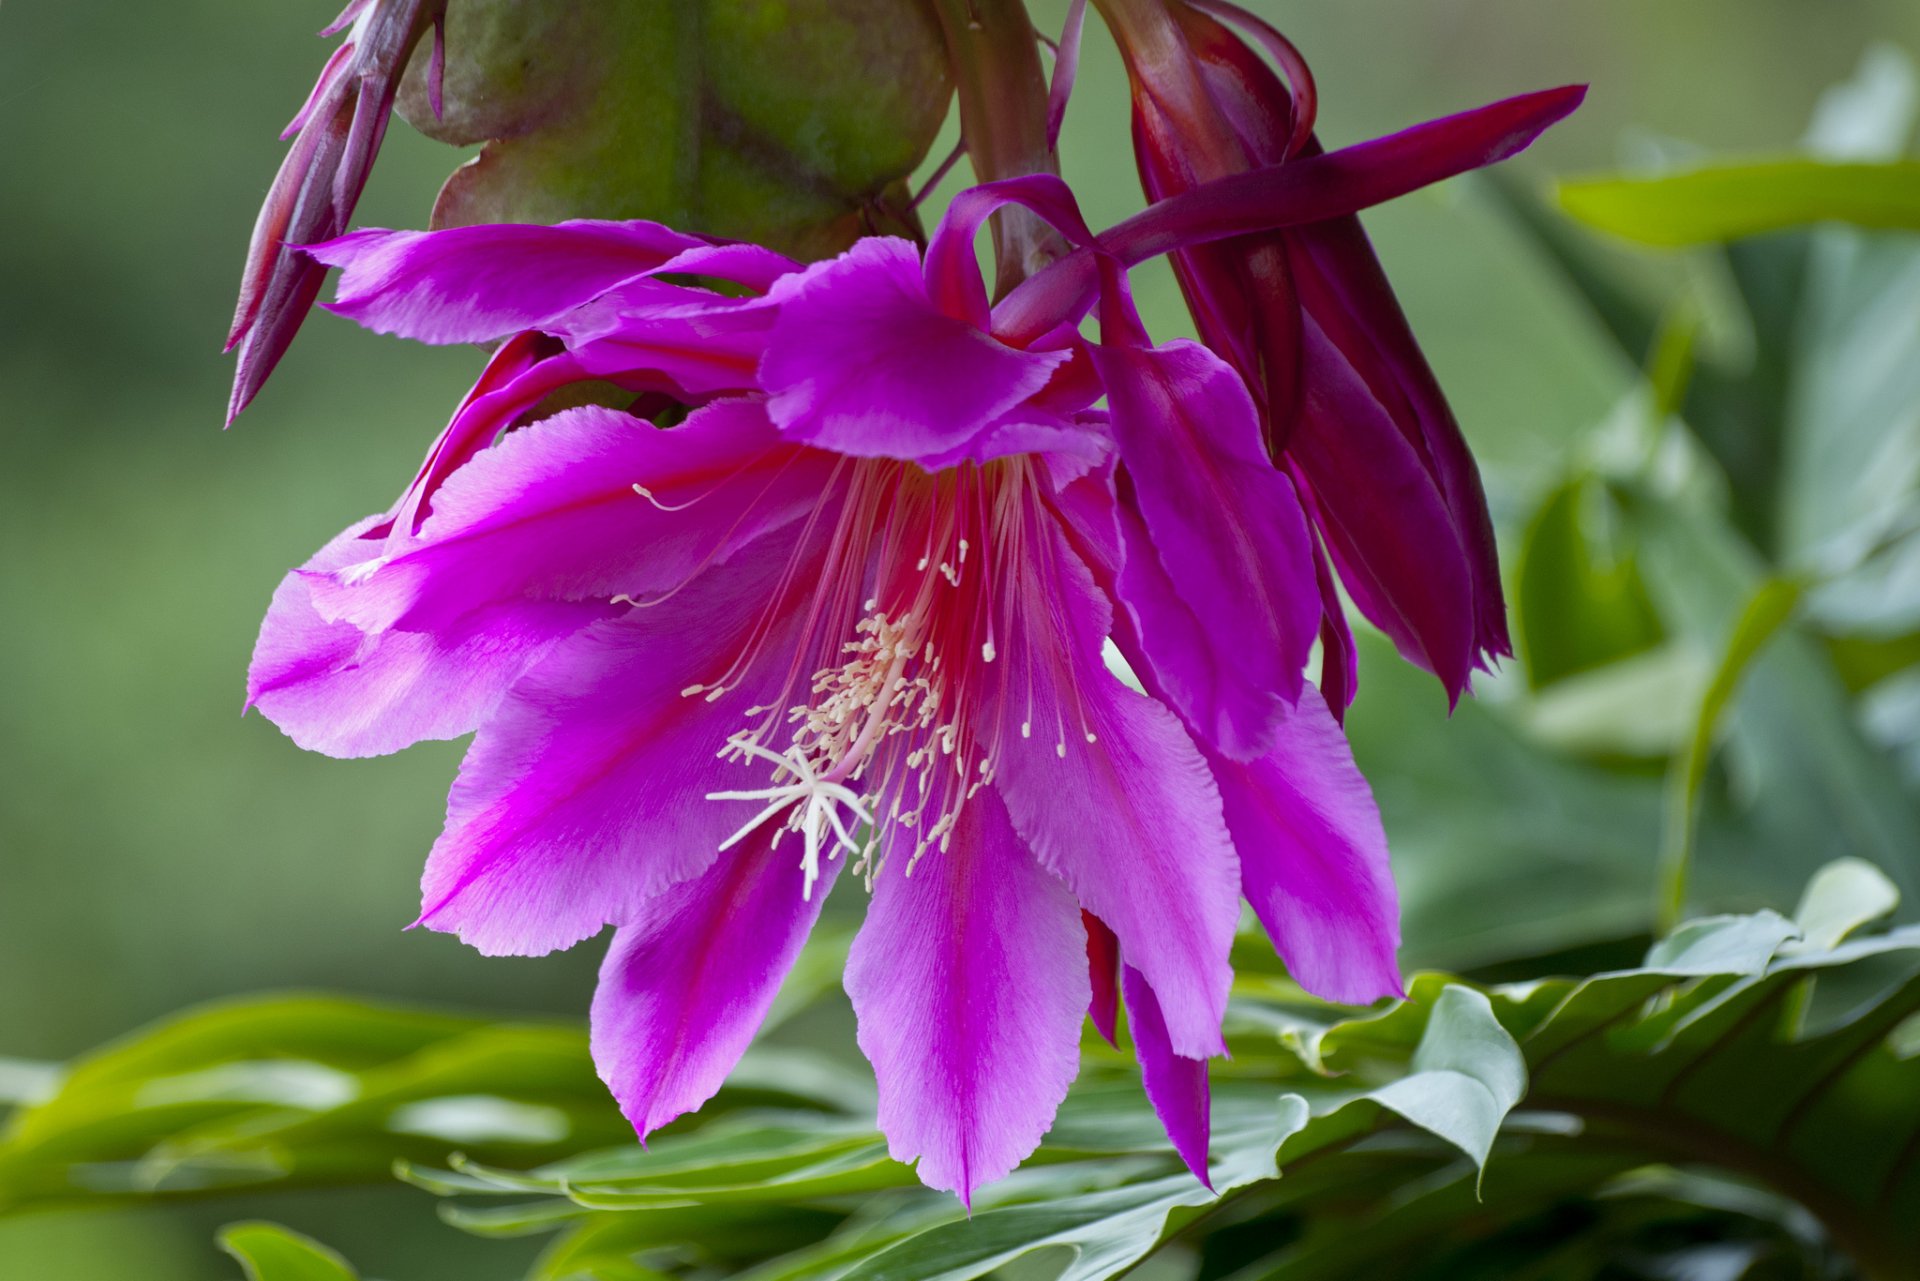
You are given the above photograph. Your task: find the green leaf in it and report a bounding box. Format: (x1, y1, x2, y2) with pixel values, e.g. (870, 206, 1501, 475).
(1657, 576, 1804, 929)
(1345, 635, 1666, 969)
(1365, 987, 1525, 1180)
(1515, 476, 1666, 690)
(395, 0, 954, 259)
(0, 994, 627, 1211)
(1557, 159, 1920, 246)
(1795, 857, 1903, 950)
(217, 1222, 358, 1281)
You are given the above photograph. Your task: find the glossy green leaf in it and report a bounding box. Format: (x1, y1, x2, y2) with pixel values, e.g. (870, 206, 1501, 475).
(395, 0, 953, 259)
(1558, 159, 1920, 246)
(217, 1221, 358, 1281)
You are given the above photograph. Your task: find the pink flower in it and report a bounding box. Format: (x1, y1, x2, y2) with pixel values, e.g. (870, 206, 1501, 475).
(246, 86, 1577, 1200)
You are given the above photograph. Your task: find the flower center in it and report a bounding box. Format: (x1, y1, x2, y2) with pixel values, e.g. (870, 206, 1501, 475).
(699, 457, 1044, 896)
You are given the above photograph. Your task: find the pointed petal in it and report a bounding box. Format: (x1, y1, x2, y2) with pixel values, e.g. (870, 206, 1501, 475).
(1289, 224, 1510, 672)
(1122, 965, 1212, 1187)
(250, 577, 600, 759)
(310, 220, 707, 344)
(417, 538, 815, 956)
(992, 528, 1240, 1060)
(1084, 911, 1120, 1046)
(1288, 314, 1475, 698)
(761, 237, 1073, 465)
(592, 830, 837, 1141)
(1093, 338, 1319, 758)
(847, 788, 1086, 1203)
(308, 401, 829, 635)
(1308, 526, 1358, 719)
(1105, 86, 1588, 267)
(993, 86, 1586, 346)
(1214, 685, 1402, 1004)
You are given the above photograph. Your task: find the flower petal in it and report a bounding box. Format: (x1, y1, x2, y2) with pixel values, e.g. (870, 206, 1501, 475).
(416, 537, 816, 956)
(311, 220, 707, 344)
(1092, 337, 1320, 759)
(1289, 226, 1510, 678)
(846, 788, 1087, 1204)
(247, 514, 601, 757)
(1213, 685, 1402, 1004)
(992, 527, 1240, 1060)
(1286, 314, 1475, 699)
(592, 828, 837, 1142)
(1085, 911, 1120, 1047)
(308, 401, 830, 636)
(761, 237, 1072, 465)
(1122, 964, 1212, 1187)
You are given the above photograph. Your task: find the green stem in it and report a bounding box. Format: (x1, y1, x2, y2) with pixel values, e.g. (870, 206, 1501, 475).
(926, 0, 1068, 292)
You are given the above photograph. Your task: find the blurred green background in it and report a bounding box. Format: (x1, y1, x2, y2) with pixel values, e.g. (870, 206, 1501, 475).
(4, 1, 1919, 1276)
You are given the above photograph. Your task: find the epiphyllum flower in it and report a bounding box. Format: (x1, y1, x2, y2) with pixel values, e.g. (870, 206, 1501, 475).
(246, 87, 1579, 1200)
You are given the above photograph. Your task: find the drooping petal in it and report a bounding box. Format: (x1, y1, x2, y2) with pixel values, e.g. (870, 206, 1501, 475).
(992, 528, 1240, 1060)
(1092, 336, 1319, 759)
(1286, 314, 1475, 698)
(1085, 911, 1120, 1047)
(307, 401, 831, 636)
(1122, 964, 1212, 1187)
(592, 828, 837, 1142)
(1212, 685, 1402, 1004)
(310, 220, 707, 344)
(416, 535, 818, 957)
(1289, 225, 1511, 674)
(1308, 525, 1359, 720)
(247, 514, 602, 757)
(760, 237, 1073, 465)
(846, 788, 1087, 1205)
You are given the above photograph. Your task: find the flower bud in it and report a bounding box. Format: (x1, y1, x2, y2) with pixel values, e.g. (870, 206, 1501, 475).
(1108, 0, 1515, 706)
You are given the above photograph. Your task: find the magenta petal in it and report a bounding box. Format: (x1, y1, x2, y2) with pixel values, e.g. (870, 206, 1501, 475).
(846, 789, 1087, 1204)
(1288, 315, 1475, 698)
(1214, 685, 1402, 1004)
(1122, 965, 1212, 1187)
(310, 219, 706, 344)
(1309, 527, 1359, 719)
(761, 237, 1071, 465)
(416, 541, 812, 957)
(1093, 338, 1319, 759)
(1085, 911, 1121, 1047)
(1289, 225, 1510, 675)
(592, 829, 837, 1142)
(992, 536, 1240, 1060)
(247, 514, 600, 757)
(308, 401, 827, 635)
